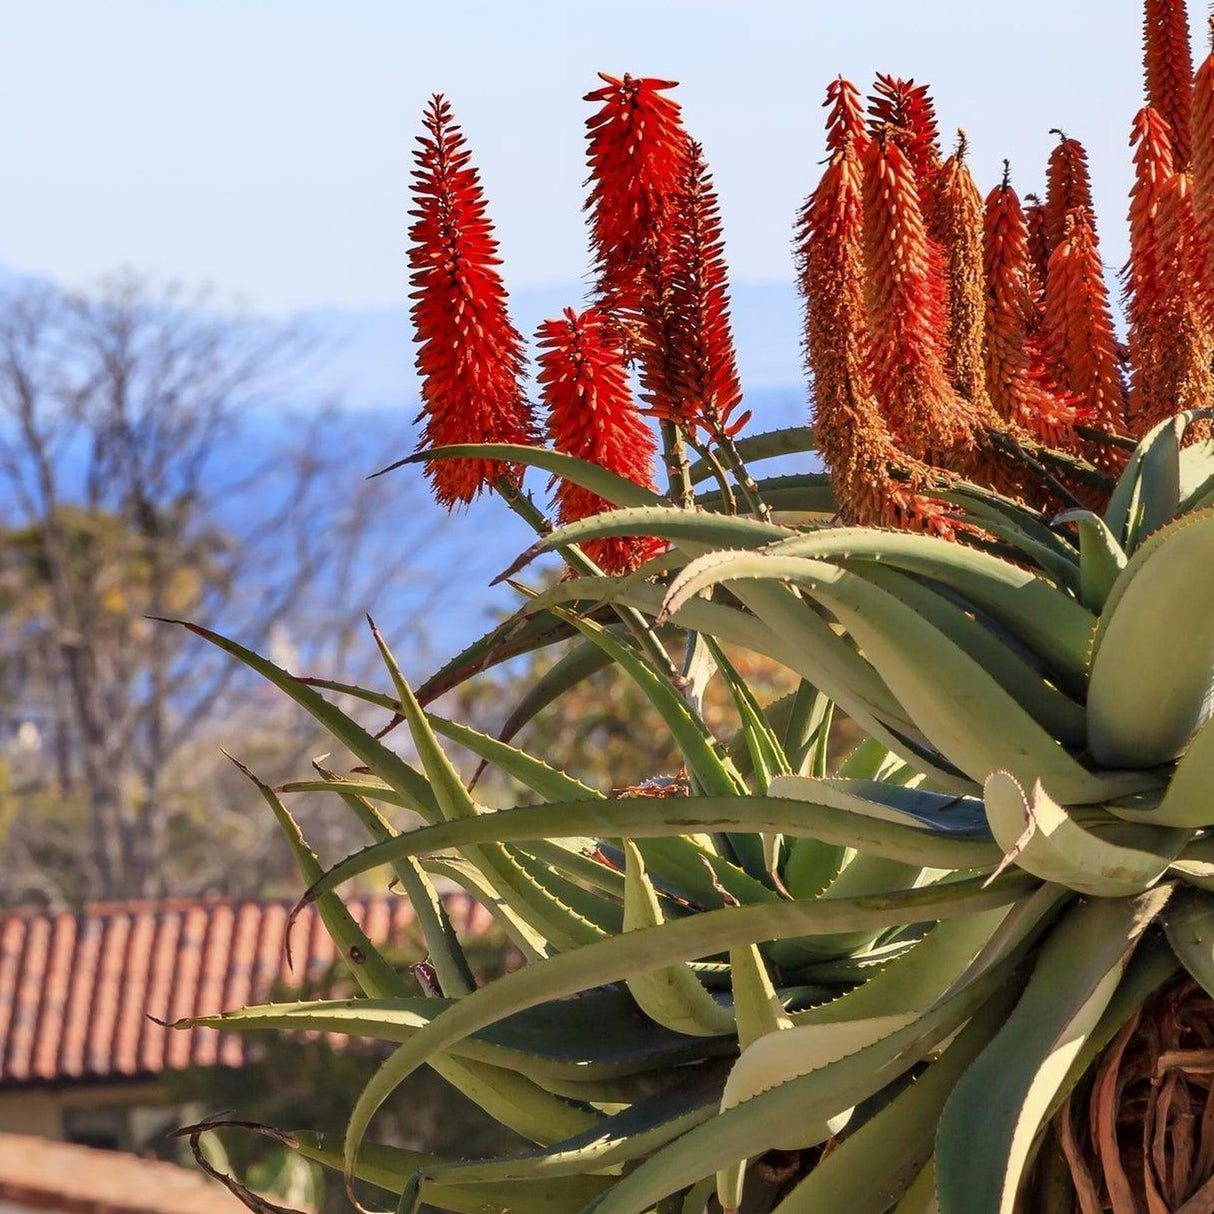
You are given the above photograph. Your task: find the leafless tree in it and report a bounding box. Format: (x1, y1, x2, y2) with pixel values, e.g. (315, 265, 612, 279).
(0, 274, 451, 904)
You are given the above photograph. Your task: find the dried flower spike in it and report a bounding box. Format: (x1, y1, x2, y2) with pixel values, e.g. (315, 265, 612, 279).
(408, 95, 534, 507)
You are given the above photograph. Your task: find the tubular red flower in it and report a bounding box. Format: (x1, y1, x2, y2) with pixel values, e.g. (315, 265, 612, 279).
(862, 131, 975, 462)
(825, 77, 869, 153)
(536, 307, 662, 574)
(583, 73, 689, 326)
(983, 181, 1084, 447)
(1024, 195, 1052, 309)
(1045, 135, 1097, 253)
(642, 138, 744, 435)
(868, 75, 943, 197)
(1045, 208, 1129, 465)
(408, 95, 535, 507)
(1143, 0, 1194, 169)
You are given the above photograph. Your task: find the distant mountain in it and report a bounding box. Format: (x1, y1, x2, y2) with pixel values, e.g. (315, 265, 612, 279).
(294, 280, 808, 415)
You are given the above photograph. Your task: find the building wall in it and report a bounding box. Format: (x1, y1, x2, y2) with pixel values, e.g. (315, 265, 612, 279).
(0, 1082, 165, 1150)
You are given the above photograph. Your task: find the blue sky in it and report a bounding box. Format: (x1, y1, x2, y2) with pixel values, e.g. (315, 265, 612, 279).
(0, 1, 1165, 312)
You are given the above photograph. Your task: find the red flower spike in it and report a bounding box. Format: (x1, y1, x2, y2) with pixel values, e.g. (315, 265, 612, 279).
(583, 74, 690, 326)
(408, 95, 535, 507)
(641, 138, 745, 435)
(1126, 125, 1214, 433)
(1045, 208, 1129, 466)
(1143, 0, 1194, 169)
(825, 77, 869, 153)
(983, 181, 1084, 447)
(537, 307, 663, 574)
(797, 123, 953, 536)
(861, 131, 975, 462)
(868, 75, 944, 198)
(1045, 134, 1097, 253)
(1024, 194, 1052, 308)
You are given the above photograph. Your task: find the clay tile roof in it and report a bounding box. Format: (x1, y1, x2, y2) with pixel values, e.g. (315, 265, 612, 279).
(0, 1130, 252, 1213)
(0, 894, 491, 1088)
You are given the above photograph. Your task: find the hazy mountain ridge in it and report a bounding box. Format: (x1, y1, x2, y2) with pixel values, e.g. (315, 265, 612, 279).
(295, 280, 808, 412)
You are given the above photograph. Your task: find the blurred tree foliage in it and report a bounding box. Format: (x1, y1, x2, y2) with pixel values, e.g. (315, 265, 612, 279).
(0, 275, 448, 905)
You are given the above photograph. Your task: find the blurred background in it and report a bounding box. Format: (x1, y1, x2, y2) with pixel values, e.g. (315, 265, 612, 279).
(0, 0, 1164, 1208)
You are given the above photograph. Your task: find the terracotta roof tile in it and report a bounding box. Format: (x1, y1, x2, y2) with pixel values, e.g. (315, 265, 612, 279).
(0, 893, 480, 1087)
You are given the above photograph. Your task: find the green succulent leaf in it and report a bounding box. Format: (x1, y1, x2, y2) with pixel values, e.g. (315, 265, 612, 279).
(935, 886, 1171, 1214)
(769, 988, 1014, 1214)
(338, 874, 1034, 1190)
(983, 771, 1188, 896)
(1164, 887, 1214, 999)
(667, 555, 1145, 803)
(1087, 507, 1214, 768)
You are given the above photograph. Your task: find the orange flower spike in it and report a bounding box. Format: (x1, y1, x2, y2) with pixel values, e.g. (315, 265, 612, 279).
(1143, 0, 1194, 169)
(824, 77, 869, 153)
(983, 177, 1083, 446)
(1190, 35, 1214, 325)
(868, 75, 944, 197)
(861, 129, 973, 461)
(1045, 134, 1097, 252)
(1126, 106, 1184, 427)
(537, 307, 662, 574)
(1045, 209, 1129, 465)
(408, 95, 535, 507)
(798, 134, 951, 534)
(583, 73, 690, 325)
(1132, 166, 1214, 431)
(934, 134, 989, 405)
(1023, 194, 1051, 310)
(650, 138, 744, 435)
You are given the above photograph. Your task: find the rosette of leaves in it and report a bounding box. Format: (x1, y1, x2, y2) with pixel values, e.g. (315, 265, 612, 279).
(174, 409, 1214, 1214)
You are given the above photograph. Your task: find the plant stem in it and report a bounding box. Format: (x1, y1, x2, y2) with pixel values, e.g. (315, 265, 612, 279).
(493, 476, 679, 680)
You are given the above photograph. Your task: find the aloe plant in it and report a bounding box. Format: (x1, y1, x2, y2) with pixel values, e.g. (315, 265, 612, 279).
(171, 2, 1214, 1210)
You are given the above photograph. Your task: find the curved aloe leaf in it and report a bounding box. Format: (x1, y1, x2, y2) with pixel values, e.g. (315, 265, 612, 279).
(168, 619, 439, 819)
(1164, 887, 1214, 999)
(548, 607, 746, 799)
(687, 426, 816, 484)
(288, 1129, 615, 1214)
(1054, 508, 1126, 611)
(1088, 508, 1214, 767)
(668, 555, 1148, 803)
(736, 528, 1096, 693)
(295, 795, 1003, 905)
(983, 772, 1187, 896)
(769, 988, 1014, 1214)
(1108, 711, 1214, 829)
(495, 636, 615, 745)
(578, 961, 1016, 1214)
(338, 874, 1034, 1187)
(382, 442, 663, 507)
(623, 841, 737, 1037)
(935, 887, 1171, 1214)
